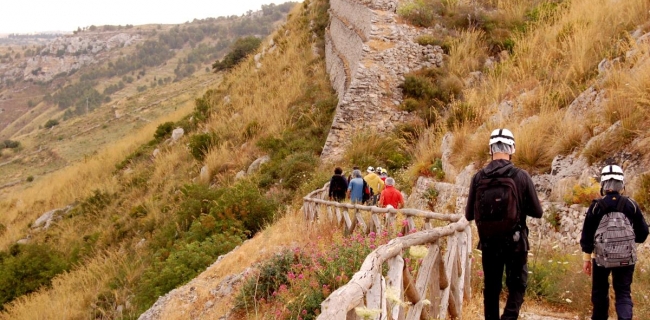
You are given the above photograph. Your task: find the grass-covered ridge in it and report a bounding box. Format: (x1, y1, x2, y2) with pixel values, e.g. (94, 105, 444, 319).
(0, 0, 336, 317)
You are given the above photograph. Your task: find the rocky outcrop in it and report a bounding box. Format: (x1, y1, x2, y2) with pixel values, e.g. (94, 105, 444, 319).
(321, 0, 444, 162)
(0, 32, 141, 84)
(32, 205, 75, 230)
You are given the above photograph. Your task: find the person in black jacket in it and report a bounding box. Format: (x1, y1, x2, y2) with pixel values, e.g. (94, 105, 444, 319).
(580, 165, 649, 320)
(328, 167, 348, 202)
(465, 128, 543, 320)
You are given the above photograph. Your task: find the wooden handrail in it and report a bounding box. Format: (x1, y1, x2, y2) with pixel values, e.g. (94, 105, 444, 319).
(303, 183, 472, 319)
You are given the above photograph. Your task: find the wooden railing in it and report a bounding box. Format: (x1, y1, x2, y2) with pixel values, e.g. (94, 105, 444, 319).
(303, 184, 472, 319)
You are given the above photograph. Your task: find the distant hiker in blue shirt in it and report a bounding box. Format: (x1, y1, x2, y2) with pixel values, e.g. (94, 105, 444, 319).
(347, 169, 364, 204)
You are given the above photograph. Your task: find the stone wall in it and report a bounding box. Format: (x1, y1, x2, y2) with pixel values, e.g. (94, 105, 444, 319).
(322, 0, 443, 162)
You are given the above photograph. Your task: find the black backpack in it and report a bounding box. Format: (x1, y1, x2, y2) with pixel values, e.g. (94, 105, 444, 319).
(362, 180, 372, 203)
(474, 167, 520, 242)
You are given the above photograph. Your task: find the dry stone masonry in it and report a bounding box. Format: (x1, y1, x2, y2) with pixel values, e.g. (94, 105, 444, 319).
(321, 0, 444, 162)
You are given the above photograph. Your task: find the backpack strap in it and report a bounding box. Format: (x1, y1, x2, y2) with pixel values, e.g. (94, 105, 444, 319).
(615, 195, 628, 212)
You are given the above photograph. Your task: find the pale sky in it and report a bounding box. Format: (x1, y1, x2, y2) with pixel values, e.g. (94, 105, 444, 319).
(0, 0, 298, 34)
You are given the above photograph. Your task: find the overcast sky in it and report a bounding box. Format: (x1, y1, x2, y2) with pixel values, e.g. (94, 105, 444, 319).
(0, 1, 297, 34)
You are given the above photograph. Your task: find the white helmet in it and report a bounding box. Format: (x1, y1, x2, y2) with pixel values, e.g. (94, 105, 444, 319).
(367, 166, 375, 173)
(601, 165, 624, 182)
(489, 128, 515, 147)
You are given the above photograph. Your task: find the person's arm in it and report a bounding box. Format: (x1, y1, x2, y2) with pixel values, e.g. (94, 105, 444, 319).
(630, 198, 649, 243)
(580, 201, 598, 276)
(580, 201, 599, 254)
(520, 170, 543, 218)
(378, 191, 384, 207)
(398, 192, 404, 209)
(465, 173, 478, 221)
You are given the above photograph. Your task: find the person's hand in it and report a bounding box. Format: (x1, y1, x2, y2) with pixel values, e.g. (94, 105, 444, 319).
(583, 260, 592, 276)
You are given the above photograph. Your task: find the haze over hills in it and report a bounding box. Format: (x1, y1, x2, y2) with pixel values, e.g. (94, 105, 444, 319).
(0, 2, 294, 189)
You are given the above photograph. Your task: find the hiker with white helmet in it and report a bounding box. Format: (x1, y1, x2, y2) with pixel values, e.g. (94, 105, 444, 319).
(580, 164, 648, 320)
(465, 128, 543, 320)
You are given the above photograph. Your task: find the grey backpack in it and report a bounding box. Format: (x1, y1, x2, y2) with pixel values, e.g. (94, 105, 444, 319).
(594, 196, 637, 268)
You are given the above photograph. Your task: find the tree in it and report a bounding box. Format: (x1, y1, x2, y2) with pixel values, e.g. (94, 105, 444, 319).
(212, 36, 261, 72)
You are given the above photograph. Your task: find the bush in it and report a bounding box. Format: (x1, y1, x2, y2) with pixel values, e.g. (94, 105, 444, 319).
(44, 119, 60, 129)
(135, 231, 245, 311)
(26, 176, 34, 182)
(397, 0, 436, 27)
(0, 244, 70, 309)
(212, 179, 279, 234)
(1, 140, 20, 149)
(212, 36, 262, 72)
(188, 133, 218, 161)
(564, 178, 600, 207)
(343, 133, 411, 172)
(154, 121, 175, 140)
(235, 250, 297, 310)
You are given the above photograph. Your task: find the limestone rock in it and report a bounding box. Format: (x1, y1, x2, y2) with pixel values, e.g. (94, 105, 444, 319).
(200, 166, 210, 182)
(32, 205, 74, 230)
(235, 171, 246, 181)
(152, 149, 160, 158)
(247, 156, 270, 175)
(171, 128, 185, 142)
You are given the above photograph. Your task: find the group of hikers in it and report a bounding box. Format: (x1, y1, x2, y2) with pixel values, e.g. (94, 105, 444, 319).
(329, 128, 649, 320)
(328, 165, 404, 209)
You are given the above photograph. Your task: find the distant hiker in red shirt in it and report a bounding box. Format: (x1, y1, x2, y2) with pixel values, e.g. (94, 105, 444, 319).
(378, 177, 404, 209)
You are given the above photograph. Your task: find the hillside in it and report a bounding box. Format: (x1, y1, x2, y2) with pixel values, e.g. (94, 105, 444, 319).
(0, 2, 294, 189)
(1, 0, 650, 319)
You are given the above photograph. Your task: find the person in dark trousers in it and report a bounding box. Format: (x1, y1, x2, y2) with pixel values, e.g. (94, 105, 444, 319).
(465, 128, 543, 320)
(580, 164, 648, 320)
(328, 167, 348, 202)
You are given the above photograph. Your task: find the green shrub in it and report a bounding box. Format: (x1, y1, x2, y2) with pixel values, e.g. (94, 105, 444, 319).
(545, 204, 561, 232)
(415, 35, 451, 54)
(212, 36, 262, 72)
(0, 244, 70, 309)
(26, 176, 34, 182)
(189, 133, 218, 161)
(398, 0, 436, 27)
(154, 122, 175, 140)
(212, 179, 279, 234)
(235, 250, 297, 310)
(1, 140, 20, 149)
(44, 119, 59, 129)
(400, 75, 436, 100)
(135, 232, 245, 311)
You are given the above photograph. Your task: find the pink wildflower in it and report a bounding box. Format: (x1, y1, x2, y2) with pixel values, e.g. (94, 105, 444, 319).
(397, 232, 403, 237)
(410, 228, 417, 233)
(369, 231, 376, 238)
(402, 219, 409, 227)
(287, 272, 296, 280)
(298, 273, 304, 280)
(302, 309, 308, 315)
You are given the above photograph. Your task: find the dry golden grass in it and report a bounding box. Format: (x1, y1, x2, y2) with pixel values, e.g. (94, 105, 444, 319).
(0, 101, 194, 249)
(421, 0, 650, 171)
(0, 249, 145, 320)
(447, 29, 488, 77)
